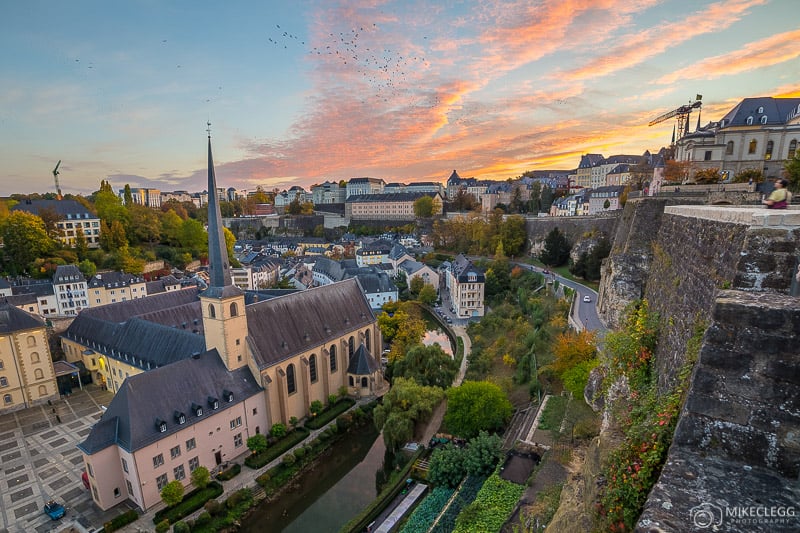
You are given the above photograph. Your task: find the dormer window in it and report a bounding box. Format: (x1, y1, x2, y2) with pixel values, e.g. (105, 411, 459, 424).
(757, 106, 764, 114)
(156, 419, 167, 433)
(224, 390, 234, 403)
(174, 411, 186, 424)
(208, 396, 219, 410)
(192, 403, 203, 417)
(760, 115, 767, 125)
(746, 116, 753, 125)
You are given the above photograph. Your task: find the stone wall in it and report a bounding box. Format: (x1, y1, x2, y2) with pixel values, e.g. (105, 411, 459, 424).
(638, 291, 800, 532)
(526, 213, 620, 258)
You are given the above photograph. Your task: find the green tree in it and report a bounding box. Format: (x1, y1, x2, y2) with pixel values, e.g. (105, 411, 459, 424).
(373, 377, 444, 450)
(0, 211, 55, 273)
(160, 209, 184, 246)
(123, 184, 133, 206)
(126, 204, 161, 244)
(179, 218, 207, 253)
(418, 283, 438, 305)
(414, 196, 434, 218)
(270, 423, 287, 439)
(539, 227, 570, 266)
(160, 480, 185, 507)
(428, 443, 467, 488)
(393, 344, 458, 389)
(310, 400, 324, 417)
(223, 227, 240, 267)
(78, 259, 97, 278)
(528, 181, 542, 213)
(191, 466, 210, 490)
(464, 431, 503, 477)
(784, 151, 800, 192)
(93, 180, 128, 224)
(409, 275, 425, 296)
(540, 185, 555, 212)
(246, 434, 268, 455)
(499, 215, 527, 257)
(74, 227, 89, 259)
(445, 381, 512, 439)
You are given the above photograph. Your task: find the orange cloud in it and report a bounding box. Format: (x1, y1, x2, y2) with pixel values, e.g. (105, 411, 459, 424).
(657, 28, 800, 84)
(561, 0, 767, 82)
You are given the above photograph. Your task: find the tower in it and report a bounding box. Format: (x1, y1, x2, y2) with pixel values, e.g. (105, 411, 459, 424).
(199, 124, 249, 371)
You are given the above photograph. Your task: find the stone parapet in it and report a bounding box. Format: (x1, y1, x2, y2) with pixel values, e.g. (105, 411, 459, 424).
(665, 205, 800, 227)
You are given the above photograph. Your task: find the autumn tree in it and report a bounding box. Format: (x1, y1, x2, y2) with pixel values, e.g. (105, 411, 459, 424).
(664, 160, 693, 184)
(160, 209, 184, 246)
(733, 168, 764, 184)
(409, 275, 425, 296)
(693, 167, 722, 184)
(373, 377, 444, 450)
(126, 204, 161, 244)
(0, 211, 55, 273)
(393, 343, 458, 389)
(418, 283, 438, 305)
(414, 195, 435, 218)
(549, 330, 597, 375)
(444, 381, 512, 439)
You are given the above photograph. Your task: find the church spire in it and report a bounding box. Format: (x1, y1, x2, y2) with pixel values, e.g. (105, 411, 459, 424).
(206, 123, 233, 289)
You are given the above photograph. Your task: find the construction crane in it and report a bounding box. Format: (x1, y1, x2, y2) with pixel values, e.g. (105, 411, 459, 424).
(52, 160, 62, 200)
(648, 95, 703, 143)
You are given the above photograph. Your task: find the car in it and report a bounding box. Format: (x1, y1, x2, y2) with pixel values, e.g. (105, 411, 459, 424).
(44, 500, 66, 520)
(583, 295, 591, 303)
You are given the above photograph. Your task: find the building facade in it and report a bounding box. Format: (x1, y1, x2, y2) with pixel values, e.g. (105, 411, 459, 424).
(12, 199, 102, 248)
(346, 192, 443, 221)
(446, 255, 485, 318)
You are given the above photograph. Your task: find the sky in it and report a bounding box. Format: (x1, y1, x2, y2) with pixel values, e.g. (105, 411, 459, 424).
(1, 0, 799, 197)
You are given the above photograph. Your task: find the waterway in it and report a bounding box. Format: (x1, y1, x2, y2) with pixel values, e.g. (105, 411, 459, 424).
(239, 425, 386, 533)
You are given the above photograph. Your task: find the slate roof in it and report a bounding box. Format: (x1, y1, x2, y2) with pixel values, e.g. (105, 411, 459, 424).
(355, 272, 396, 295)
(78, 349, 263, 454)
(11, 282, 54, 298)
(313, 257, 346, 282)
(87, 271, 145, 289)
(452, 254, 485, 283)
(53, 265, 85, 285)
(447, 170, 462, 185)
(246, 278, 374, 369)
(145, 275, 181, 295)
(398, 259, 427, 276)
(0, 302, 44, 333)
(578, 154, 604, 168)
(347, 343, 380, 375)
(11, 199, 97, 219)
(719, 97, 800, 127)
(76, 287, 200, 323)
(348, 177, 385, 184)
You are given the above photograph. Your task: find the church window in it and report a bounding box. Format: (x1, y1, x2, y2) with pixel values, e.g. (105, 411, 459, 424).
(330, 345, 337, 373)
(230, 302, 238, 316)
(725, 141, 734, 155)
(365, 330, 371, 351)
(348, 336, 354, 357)
(748, 139, 757, 154)
(789, 140, 797, 159)
(309, 355, 318, 383)
(348, 376, 354, 386)
(760, 115, 767, 125)
(765, 140, 773, 160)
(746, 116, 753, 125)
(209, 304, 216, 318)
(287, 364, 296, 394)
(361, 377, 368, 387)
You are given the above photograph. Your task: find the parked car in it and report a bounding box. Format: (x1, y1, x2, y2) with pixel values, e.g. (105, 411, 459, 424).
(44, 500, 66, 520)
(583, 295, 591, 303)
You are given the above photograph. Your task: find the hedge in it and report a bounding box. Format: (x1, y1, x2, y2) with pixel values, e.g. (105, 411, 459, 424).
(305, 398, 355, 429)
(103, 509, 139, 532)
(152, 481, 223, 525)
(216, 463, 241, 481)
(244, 427, 310, 469)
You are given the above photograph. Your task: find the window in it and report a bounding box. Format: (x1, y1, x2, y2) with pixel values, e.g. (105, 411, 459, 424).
(126, 480, 133, 495)
(31, 352, 40, 363)
(309, 354, 318, 383)
(121, 458, 128, 473)
(92, 485, 98, 501)
(726, 141, 734, 155)
(748, 139, 757, 154)
(174, 464, 186, 481)
(704, 151, 712, 161)
(365, 330, 371, 351)
(0, 377, 8, 387)
(153, 453, 165, 468)
(757, 106, 764, 114)
(114, 487, 120, 498)
(789, 139, 797, 159)
(760, 115, 767, 125)
(348, 336, 354, 357)
(330, 345, 337, 373)
(156, 474, 168, 490)
(87, 463, 94, 477)
(230, 416, 242, 429)
(186, 438, 196, 451)
(765, 140, 773, 160)
(287, 364, 296, 395)
(234, 433, 243, 447)
(230, 302, 238, 316)
(38, 385, 47, 396)
(170, 445, 181, 459)
(252, 408, 258, 415)
(746, 116, 753, 125)
(348, 376, 354, 386)
(209, 304, 216, 318)
(189, 456, 199, 472)
(361, 377, 368, 387)
(27, 336, 36, 347)
(35, 369, 44, 380)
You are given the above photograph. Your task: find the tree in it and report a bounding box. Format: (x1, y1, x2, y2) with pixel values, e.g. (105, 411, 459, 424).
(123, 184, 133, 206)
(664, 160, 693, 184)
(464, 431, 503, 477)
(310, 400, 324, 417)
(160, 480, 185, 507)
(428, 444, 467, 488)
(444, 381, 512, 439)
(179, 218, 207, 253)
(126, 204, 161, 244)
(191, 466, 211, 490)
(160, 209, 184, 246)
(418, 283, 438, 305)
(0, 211, 55, 273)
(93, 180, 128, 224)
(528, 181, 542, 213)
(373, 377, 444, 450)
(414, 195, 435, 218)
(247, 434, 268, 455)
(693, 167, 722, 184)
(393, 343, 458, 389)
(549, 330, 597, 376)
(270, 423, 287, 439)
(409, 275, 425, 296)
(539, 227, 570, 267)
(74, 227, 89, 259)
(499, 216, 527, 257)
(78, 259, 97, 278)
(784, 151, 800, 193)
(733, 168, 764, 184)
(539, 185, 555, 212)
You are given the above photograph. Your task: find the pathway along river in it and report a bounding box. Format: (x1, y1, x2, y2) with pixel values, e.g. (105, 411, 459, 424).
(239, 425, 385, 533)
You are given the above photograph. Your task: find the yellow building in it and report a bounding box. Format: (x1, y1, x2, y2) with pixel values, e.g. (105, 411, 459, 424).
(0, 303, 59, 413)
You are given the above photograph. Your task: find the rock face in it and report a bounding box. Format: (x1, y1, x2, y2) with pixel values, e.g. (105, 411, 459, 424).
(526, 214, 620, 257)
(638, 291, 800, 532)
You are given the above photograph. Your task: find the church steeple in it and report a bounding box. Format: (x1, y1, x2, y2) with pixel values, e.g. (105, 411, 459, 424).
(206, 124, 233, 289)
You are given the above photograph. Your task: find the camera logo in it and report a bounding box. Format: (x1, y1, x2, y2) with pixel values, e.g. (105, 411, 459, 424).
(690, 502, 724, 529)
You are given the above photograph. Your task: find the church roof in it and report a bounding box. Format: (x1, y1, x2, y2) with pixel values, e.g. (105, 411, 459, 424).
(78, 349, 262, 454)
(347, 343, 380, 375)
(246, 278, 374, 369)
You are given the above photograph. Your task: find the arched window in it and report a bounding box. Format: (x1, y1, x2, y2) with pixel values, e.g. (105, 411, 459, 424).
(361, 377, 368, 387)
(309, 354, 318, 383)
(30, 352, 40, 363)
(348, 376, 354, 386)
(725, 141, 734, 155)
(34, 369, 44, 380)
(27, 336, 36, 347)
(348, 336, 354, 357)
(329, 345, 337, 373)
(230, 302, 238, 316)
(760, 115, 767, 125)
(748, 139, 757, 154)
(38, 385, 47, 396)
(286, 364, 296, 395)
(3, 394, 11, 405)
(746, 116, 753, 125)
(0, 377, 8, 387)
(0, 360, 4, 370)
(209, 304, 216, 318)
(789, 139, 797, 159)
(757, 106, 764, 114)
(365, 330, 371, 352)
(765, 140, 774, 160)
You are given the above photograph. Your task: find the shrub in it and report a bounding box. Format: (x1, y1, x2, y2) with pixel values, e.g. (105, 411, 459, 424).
(153, 482, 223, 525)
(328, 394, 338, 405)
(255, 472, 270, 485)
(155, 519, 170, 533)
(226, 488, 251, 509)
(305, 398, 355, 429)
(103, 509, 139, 532)
(216, 463, 241, 481)
(244, 428, 310, 469)
(191, 466, 210, 490)
(270, 423, 287, 439)
(310, 399, 324, 416)
(247, 433, 268, 455)
(160, 480, 185, 507)
(194, 511, 211, 526)
(283, 453, 296, 466)
(204, 499, 224, 517)
(336, 413, 353, 431)
(172, 521, 190, 533)
(293, 447, 306, 459)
